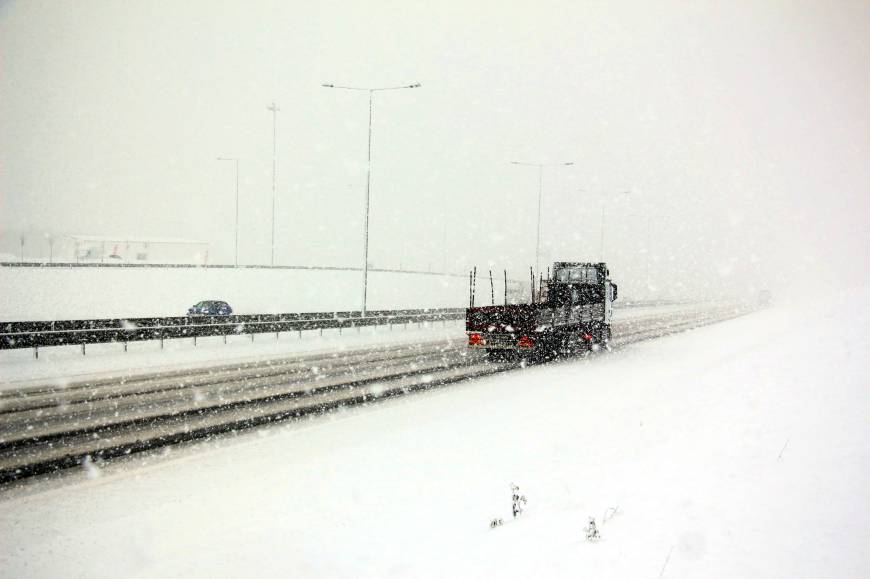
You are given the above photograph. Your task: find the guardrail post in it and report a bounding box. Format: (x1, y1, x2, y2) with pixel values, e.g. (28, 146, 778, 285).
(160, 336, 164, 349)
(250, 333, 254, 342)
(298, 330, 302, 339)
(223, 334, 227, 344)
(82, 343, 86, 356)
(34, 345, 38, 359)
(124, 341, 128, 352)
(194, 335, 197, 347)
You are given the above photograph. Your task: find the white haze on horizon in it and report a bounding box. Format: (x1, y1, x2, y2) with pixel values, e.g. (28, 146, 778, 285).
(1, 0, 868, 301)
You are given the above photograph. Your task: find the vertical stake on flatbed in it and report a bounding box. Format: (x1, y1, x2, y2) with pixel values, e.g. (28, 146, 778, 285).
(489, 270, 495, 305)
(530, 266, 535, 303)
(472, 266, 477, 307)
(468, 270, 473, 307)
(504, 270, 508, 304)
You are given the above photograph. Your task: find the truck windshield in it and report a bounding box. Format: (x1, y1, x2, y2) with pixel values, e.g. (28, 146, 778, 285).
(555, 267, 599, 284)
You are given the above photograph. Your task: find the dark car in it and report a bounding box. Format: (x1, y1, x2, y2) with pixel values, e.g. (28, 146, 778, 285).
(187, 300, 233, 316)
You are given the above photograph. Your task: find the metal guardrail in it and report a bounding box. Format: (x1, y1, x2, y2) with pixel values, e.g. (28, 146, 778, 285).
(0, 308, 466, 351)
(0, 299, 696, 353)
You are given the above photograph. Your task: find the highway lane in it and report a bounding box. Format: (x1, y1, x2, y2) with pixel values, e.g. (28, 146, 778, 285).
(0, 302, 755, 484)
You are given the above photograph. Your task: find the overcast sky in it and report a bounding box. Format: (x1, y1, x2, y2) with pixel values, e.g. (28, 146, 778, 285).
(1, 0, 868, 297)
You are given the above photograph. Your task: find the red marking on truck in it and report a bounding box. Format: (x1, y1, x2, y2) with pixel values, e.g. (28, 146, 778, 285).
(517, 335, 535, 349)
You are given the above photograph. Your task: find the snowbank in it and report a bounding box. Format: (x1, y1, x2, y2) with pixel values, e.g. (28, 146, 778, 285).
(0, 320, 465, 389)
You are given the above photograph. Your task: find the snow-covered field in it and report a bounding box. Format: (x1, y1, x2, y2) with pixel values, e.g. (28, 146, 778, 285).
(0, 289, 867, 578)
(0, 266, 472, 321)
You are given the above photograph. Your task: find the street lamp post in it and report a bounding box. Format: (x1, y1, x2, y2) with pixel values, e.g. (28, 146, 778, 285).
(510, 160, 573, 274)
(217, 157, 240, 266)
(267, 102, 280, 267)
(321, 82, 422, 316)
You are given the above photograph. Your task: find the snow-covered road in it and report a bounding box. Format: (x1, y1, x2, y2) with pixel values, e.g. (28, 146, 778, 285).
(0, 291, 868, 578)
(0, 303, 744, 484)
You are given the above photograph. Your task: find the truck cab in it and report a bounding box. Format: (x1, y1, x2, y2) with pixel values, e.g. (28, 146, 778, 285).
(548, 261, 617, 324)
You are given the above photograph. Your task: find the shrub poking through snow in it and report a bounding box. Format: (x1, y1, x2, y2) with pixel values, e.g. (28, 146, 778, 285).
(511, 483, 527, 518)
(490, 484, 526, 528)
(584, 517, 600, 541)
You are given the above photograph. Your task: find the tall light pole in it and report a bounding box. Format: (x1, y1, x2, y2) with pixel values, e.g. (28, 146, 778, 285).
(321, 82, 422, 316)
(510, 160, 573, 274)
(267, 102, 279, 267)
(217, 157, 240, 266)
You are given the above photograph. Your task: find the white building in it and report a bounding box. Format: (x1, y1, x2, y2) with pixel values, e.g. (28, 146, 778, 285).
(69, 236, 210, 265)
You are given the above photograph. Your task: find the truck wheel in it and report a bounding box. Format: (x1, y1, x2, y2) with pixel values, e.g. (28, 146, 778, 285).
(536, 343, 557, 363)
(601, 328, 612, 351)
(487, 349, 505, 362)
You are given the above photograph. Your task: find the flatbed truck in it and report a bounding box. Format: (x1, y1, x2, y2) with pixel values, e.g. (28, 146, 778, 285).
(466, 262, 617, 360)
